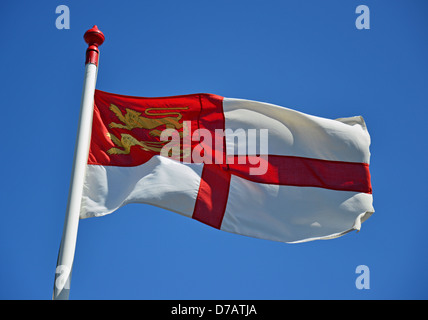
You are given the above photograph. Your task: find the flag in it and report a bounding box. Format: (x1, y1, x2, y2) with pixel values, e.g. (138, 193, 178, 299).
(81, 89, 373, 243)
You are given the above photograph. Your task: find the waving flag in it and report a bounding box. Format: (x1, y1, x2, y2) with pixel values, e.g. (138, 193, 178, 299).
(54, 25, 374, 301)
(81, 89, 373, 243)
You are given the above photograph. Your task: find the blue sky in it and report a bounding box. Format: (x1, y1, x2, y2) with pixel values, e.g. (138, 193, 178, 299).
(1, 0, 427, 299)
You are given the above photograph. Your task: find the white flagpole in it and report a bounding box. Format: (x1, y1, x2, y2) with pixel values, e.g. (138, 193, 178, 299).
(53, 26, 105, 300)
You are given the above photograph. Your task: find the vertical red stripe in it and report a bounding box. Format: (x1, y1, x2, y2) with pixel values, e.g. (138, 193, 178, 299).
(192, 165, 231, 229)
(192, 94, 229, 229)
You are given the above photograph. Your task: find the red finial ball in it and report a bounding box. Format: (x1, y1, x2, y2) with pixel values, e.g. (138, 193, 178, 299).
(84, 25, 105, 47)
(83, 25, 105, 66)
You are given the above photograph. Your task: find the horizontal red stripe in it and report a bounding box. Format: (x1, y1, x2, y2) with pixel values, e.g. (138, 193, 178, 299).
(227, 155, 372, 194)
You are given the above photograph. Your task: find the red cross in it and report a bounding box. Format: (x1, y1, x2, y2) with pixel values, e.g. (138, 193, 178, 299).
(90, 90, 372, 230)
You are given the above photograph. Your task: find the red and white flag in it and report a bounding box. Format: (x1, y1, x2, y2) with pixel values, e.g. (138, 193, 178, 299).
(81, 89, 373, 243)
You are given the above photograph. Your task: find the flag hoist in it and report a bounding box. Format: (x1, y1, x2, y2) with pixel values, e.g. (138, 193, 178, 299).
(53, 26, 105, 300)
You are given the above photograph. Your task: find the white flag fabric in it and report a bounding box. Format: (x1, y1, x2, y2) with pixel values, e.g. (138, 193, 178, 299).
(81, 90, 374, 243)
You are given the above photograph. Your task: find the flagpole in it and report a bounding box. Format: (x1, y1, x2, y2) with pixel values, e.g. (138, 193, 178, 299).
(53, 26, 105, 300)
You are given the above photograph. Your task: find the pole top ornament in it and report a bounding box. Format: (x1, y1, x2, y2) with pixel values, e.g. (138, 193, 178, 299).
(84, 25, 104, 66)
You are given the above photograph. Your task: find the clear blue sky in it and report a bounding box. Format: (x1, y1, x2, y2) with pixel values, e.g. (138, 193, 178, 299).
(1, 0, 427, 300)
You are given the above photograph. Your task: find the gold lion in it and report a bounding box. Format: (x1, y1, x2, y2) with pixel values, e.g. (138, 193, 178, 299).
(106, 132, 166, 155)
(108, 104, 188, 137)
